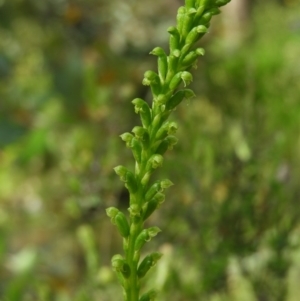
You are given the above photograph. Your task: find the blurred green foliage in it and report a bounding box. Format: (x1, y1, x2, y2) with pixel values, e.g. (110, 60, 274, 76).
(0, 0, 300, 300)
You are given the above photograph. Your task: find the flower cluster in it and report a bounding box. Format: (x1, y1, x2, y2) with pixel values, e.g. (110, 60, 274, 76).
(106, 1, 231, 300)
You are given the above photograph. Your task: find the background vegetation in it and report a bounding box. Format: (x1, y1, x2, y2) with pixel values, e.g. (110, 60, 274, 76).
(0, 0, 300, 300)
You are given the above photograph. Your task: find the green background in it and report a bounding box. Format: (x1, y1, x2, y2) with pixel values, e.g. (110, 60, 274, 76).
(0, 0, 300, 300)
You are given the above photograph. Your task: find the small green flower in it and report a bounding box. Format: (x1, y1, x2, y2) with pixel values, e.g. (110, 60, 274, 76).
(147, 154, 164, 170)
(137, 252, 163, 278)
(142, 193, 165, 220)
(142, 70, 161, 96)
(166, 89, 196, 110)
(111, 254, 131, 278)
(167, 26, 180, 52)
(135, 227, 161, 251)
(185, 25, 208, 45)
(181, 71, 193, 87)
(120, 132, 134, 148)
(114, 166, 137, 193)
(181, 8, 197, 38)
(150, 47, 168, 82)
(106, 207, 130, 238)
(139, 289, 157, 301)
(132, 98, 152, 128)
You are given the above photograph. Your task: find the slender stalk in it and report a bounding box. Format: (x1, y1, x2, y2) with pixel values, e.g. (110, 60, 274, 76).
(127, 233, 139, 301)
(106, 1, 232, 300)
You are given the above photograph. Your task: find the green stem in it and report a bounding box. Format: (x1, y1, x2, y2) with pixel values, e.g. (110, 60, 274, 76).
(126, 232, 140, 301)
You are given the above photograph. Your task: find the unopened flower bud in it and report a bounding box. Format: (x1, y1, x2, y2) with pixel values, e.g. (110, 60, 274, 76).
(176, 6, 186, 36)
(120, 132, 134, 148)
(208, 7, 221, 15)
(181, 43, 192, 57)
(167, 26, 180, 53)
(166, 89, 195, 111)
(150, 47, 168, 82)
(139, 289, 157, 301)
(166, 53, 180, 82)
(169, 72, 183, 90)
(142, 70, 161, 96)
(182, 8, 197, 38)
(114, 166, 137, 193)
(130, 137, 142, 163)
(185, 0, 196, 10)
(115, 212, 130, 238)
(145, 179, 173, 201)
(216, 0, 231, 7)
(106, 208, 130, 238)
(155, 139, 169, 155)
(185, 25, 208, 45)
(145, 182, 161, 201)
(142, 193, 165, 221)
(132, 98, 152, 128)
(135, 227, 161, 251)
(156, 121, 169, 140)
(199, 11, 212, 25)
(137, 252, 163, 278)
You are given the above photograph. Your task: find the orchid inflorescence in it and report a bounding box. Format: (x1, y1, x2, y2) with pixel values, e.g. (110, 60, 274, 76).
(106, 1, 231, 300)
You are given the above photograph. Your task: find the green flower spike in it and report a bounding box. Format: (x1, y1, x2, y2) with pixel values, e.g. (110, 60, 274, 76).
(107, 1, 231, 300)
